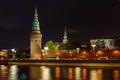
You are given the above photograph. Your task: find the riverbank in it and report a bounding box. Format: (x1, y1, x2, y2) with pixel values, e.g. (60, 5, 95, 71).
(1, 59, 120, 67)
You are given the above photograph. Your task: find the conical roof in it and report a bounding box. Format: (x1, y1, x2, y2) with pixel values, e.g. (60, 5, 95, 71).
(32, 4, 40, 30)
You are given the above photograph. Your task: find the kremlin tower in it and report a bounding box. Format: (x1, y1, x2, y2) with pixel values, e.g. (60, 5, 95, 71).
(30, 5, 42, 59)
(63, 27, 68, 44)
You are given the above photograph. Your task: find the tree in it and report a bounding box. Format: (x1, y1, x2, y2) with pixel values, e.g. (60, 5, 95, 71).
(45, 40, 59, 53)
(59, 42, 70, 50)
(16, 48, 25, 58)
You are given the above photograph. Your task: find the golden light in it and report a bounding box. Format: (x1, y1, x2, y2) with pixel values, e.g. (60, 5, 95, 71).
(68, 68, 73, 80)
(45, 51, 49, 56)
(56, 51, 60, 57)
(96, 50, 104, 57)
(91, 44, 96, 60)
(80, 50, 89, 57)
(97, 69, 103, 80)
(44, 47, 48, 51)
(75, 67, 81, 80)
(82, 51, 87, 55)
(113, 50, 120, 57)
(33, 53, 41, 59)
(113, 70, 119, 80)
(41, 66, 51, 80)
(90, 70, 98, 80)
(9, 65, 18, 80)
(69, 50, 72, 54)
(68, 50, 73, 57)
(91, 44, 96, 48)
(55, 67, 60, 79)
(82, 69, 87, 80)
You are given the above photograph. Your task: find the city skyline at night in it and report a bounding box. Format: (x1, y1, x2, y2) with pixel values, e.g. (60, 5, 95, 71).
(0, 0, 120, 48)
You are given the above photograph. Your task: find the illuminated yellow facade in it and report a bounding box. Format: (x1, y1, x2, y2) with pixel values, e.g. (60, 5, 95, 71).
(30, 5, 42, 59)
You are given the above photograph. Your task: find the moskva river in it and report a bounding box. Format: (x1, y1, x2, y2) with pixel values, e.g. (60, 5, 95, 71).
(0, 65, 120, 80)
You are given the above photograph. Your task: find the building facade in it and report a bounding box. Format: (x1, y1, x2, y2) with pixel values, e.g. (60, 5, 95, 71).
(90, 38, 116, 50)
(30, 5, 42, 59)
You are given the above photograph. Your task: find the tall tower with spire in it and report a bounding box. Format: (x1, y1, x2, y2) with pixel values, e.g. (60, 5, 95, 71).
(30, 4, 42, 59)
(63, 27, 68, 43)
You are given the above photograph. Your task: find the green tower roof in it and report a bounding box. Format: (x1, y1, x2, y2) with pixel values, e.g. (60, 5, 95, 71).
(64, 27, 67, 37)
(32, 4, 40, 29)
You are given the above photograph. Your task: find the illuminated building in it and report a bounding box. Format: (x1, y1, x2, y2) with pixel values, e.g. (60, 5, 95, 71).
(0, 49, 8, 59)
(30, 5, 42, 59)
(90, 38, 119, 50)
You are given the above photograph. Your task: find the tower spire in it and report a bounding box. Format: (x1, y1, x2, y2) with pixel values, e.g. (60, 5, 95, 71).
(64, 27, 67, 38)
(32, 4, 40, 30)
(63, 26, 68, 43)
(30, 4, 42, 59)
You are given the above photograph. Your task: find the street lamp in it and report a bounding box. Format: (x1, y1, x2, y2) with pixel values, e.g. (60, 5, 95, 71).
(76, 48, 80, 60)
(69, 50, 73, 59)
(11, 48, 16, 58)
(44, 47, 48, 51)
(91, 44, 96, 60)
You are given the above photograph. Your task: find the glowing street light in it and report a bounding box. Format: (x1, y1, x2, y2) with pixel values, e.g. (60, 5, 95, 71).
(11, 48, 16, 53)
(113, 50, 120, 57)
(91, 44, 96, 60)
(11, 48, 16, 58)
(44, 47, 48, 51)
(96, 50, 104, 57)
(69, 50, 73, 59)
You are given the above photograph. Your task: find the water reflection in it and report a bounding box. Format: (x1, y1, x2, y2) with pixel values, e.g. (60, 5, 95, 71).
(55, 67, 60, 80)
(30, 66, 52, 80)
(113, 70, 120, 80)
(97, 69, 103, 80)
(29, 66, 41, 80)
(0, 65, 8, 79)
(0, 65, 120, 80)
(9, 65, 18, 80)
(68, 68, 73, 80)
(61, 67, 68, 79)
(40, 66, 51, 80)
(90, 70, 98, 80)
(89, 69, 104, 80)
(82, 68, 87, 80)
(75, 67, 81, 80)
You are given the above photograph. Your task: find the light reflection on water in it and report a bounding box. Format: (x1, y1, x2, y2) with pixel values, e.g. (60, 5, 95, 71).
(0, 65, 8, 79)
(113, 70, 120, 80)
(90, 70, 98, 80)
(97, 69, 103, 80)
(82, 68, 87, 80)
(0, 65, 120, 80)
(68, 68, 73, 80)
(55, 67, 60, 80)
(75, 67, 81, 80)
(9, 65, 18, 80)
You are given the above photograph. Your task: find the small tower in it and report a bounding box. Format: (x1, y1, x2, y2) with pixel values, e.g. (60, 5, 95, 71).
(63, 27, 68, 43)
(30, 4, 42, 59)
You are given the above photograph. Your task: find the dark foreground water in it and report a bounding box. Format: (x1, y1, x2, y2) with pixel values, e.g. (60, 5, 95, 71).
(0, 65, 120, 80)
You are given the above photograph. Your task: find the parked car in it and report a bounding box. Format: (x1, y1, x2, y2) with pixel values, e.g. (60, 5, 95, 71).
(47, 56, 60, 60)
(97, 57, 109, 60)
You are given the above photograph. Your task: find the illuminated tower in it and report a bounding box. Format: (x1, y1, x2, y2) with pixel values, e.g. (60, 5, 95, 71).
(63, 27, 68, 43)
(30, 5, 42, 59)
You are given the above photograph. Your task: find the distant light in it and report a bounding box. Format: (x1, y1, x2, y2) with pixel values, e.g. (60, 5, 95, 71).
(11, 48, 16, 52)
(91, 44, 96, 48)
(44, 47, 48, 51)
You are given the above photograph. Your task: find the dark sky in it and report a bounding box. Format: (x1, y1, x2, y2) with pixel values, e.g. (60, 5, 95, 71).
(0, 0, 120, 48)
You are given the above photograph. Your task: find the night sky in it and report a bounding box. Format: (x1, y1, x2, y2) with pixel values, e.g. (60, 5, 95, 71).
(0, 0, 120, 48)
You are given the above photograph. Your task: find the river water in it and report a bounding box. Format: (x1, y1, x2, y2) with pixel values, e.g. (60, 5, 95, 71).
(0, 65, 120, 80)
